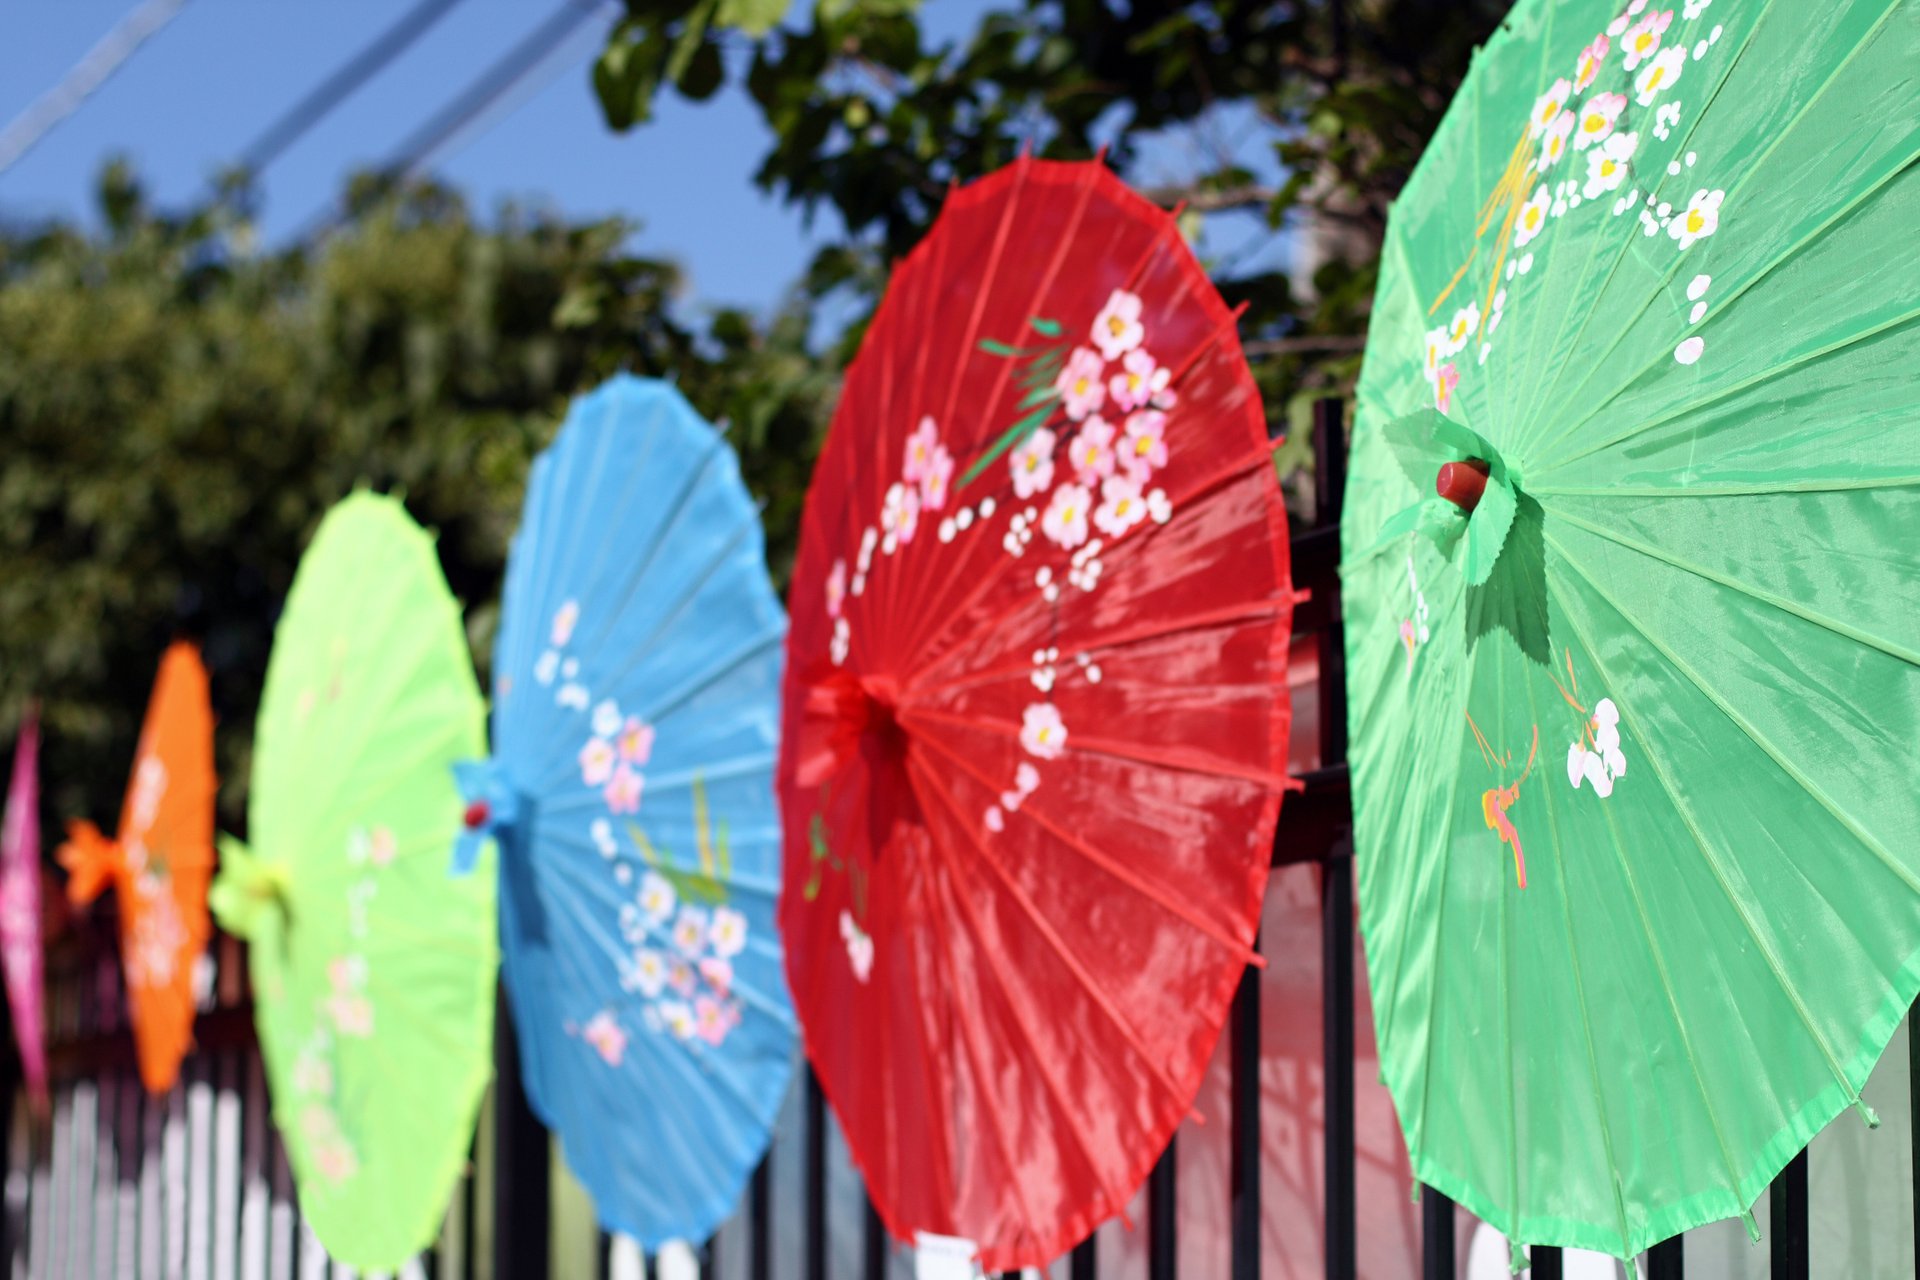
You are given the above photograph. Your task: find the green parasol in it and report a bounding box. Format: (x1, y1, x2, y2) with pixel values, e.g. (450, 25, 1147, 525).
(212, 492, 497, 1269)
(1343, 0, 1920, 1259)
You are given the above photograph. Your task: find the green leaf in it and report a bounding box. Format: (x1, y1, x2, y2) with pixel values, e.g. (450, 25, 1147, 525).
(979, 338, 1044, 358)
(716, 0, 787, 37)
(1029, 316, 1061, 337)
(666, 0, 717, 87)
(678, 39, 725, 101)
(959, 400, 1054, 488)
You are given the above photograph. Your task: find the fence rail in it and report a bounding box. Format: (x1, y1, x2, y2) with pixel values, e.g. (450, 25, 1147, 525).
(7, 401, 1912, 1280)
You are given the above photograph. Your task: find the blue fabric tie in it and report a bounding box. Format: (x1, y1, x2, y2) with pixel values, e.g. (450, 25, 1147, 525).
(450, 758, 521, 877)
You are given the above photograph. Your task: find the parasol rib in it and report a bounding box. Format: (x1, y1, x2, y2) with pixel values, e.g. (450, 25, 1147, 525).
(906, 730, 1268, 966)
(899, 747, 1217, 1115)
(1549, 541, 1883, 1113)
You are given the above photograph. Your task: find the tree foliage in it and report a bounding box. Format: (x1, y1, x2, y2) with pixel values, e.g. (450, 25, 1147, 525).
(0, 165, 833, 830)
(595, 0, 1505, 488)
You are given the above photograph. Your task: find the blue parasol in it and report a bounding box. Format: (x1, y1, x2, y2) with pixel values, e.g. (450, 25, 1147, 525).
(458, 375, 795, 1248)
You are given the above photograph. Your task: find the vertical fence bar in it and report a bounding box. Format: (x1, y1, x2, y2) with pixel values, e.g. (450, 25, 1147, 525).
(491, 988, 549, 1280)
(748, 1157, 770, 1280)
(1530, 1246, 1562, 1280)
(1320, 853, 1354, 1280)
(1231, 948, 1261, 1280)
(862, 1195, 886, 1280)
(1770, 1150, 1808, 1280)
(1644, 1237, 1683, 1279)
(1069, 1237, 1097, 1280)
(1314, 398, 1355, 1280)
(1148, 1140, 1176, 1280)
(1419, 1190, 1453, 1280)
(804, 1069, 826, 1280)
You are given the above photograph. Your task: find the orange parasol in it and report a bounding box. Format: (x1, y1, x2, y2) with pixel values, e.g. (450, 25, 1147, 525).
(59, 642, 217, 1093)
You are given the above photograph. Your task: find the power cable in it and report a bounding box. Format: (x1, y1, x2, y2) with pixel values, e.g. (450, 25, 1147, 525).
(233, 0, 473, 176)
(0, 0, 191, 178)
(294, 0, 613, 241)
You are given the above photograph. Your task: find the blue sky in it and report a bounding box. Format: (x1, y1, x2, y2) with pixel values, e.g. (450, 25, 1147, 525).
(0, 1, 1287, 316)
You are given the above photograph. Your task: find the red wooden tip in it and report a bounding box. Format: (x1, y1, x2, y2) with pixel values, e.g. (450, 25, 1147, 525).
(462, 800, 490, 831)
(1436, 460, 1491, 514)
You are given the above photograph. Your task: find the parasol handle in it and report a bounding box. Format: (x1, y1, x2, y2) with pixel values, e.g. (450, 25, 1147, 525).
(1436, 459, 1491, 514)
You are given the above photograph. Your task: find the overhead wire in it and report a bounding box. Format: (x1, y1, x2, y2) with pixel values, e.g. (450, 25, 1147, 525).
(293, 0, 617, 243)
(232, 0, 474, 177)
(0, 0, 192, 179)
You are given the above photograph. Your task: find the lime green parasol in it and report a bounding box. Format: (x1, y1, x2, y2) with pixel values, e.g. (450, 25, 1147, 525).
(213, 493, 497, 1269)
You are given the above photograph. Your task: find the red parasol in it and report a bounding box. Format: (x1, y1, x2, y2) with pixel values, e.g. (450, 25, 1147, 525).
(777, 156, 1293, 1269)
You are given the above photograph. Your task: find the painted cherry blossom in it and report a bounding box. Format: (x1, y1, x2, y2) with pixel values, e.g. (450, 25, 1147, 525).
(1091, 289, 1146, 361)
(604, 764, 643, 814)
(1010, 426, 1057, 498)
(826, 558, 847, 617)
(1583, 131, 1637, 198)
(1443, 302, 1481, 355)
(694, 996, 735, 1046)
(1653, 99, 1682, 140)
(551, 599, 580, 647)
(591, 700, 622, 739)
(840, 911, 874, 983)
(1634, 44, 1685, 105)
(1067, 416, 1118, 484)
(580, 737, 616, 787)
(368, 826, 396, 868)
(314, 1141, 359, 1183)
(699, 956, 734, 997)
(1620, 8, 1672, 70)
(1574, 92, 1627, 148)
(1015, 761, 1041, 795)
(1020, 703, 1068, 760)
(1538, 110, 1576, 171)
(903, 415, 940, 483)
(1682, 0, 1710, 17)
(1108, 348, 1170, 411)
(1040, 482, 1093, 549)
(881, 481, 921, 545)
(1669, 188, 1724, 249)
(1528, 77, 1574, 137)
(632, 948, 668, 997)
(709, 905, 748, 958)
(919, 444, 954, 512)
(659, 1000, 697, 1040)
(618, 716, 655, 766)
(1056, 347, 1108, 420)
(1147, 489, 1173, 524)
(1093, 476, 1149, 539)
(1423, 327, 1449, 384)
(328, 994, 374, 1038)
(1515, 184, 1553, 247)
(672, 906, 710, 957)
(1434, 364, 1461, 414)
(639, 871, 676, 924)
(583, 1011, 628, 1066)
(1574, 34, 1610, 91)
(1121, 410, 1168, 481)
(1567, 698, 1629, 797)
(1607, 0, 1649, 37)
(292, 1055, 333, 1097)
(667, 957, 697, 997)
(830, 617, 851, 666)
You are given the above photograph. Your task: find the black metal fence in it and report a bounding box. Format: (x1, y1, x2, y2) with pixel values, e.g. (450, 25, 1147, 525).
(7, 404, 1916, 1280)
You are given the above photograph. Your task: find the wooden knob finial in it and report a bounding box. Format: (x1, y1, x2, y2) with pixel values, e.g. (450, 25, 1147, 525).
(1437, 459, 1492, 513)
